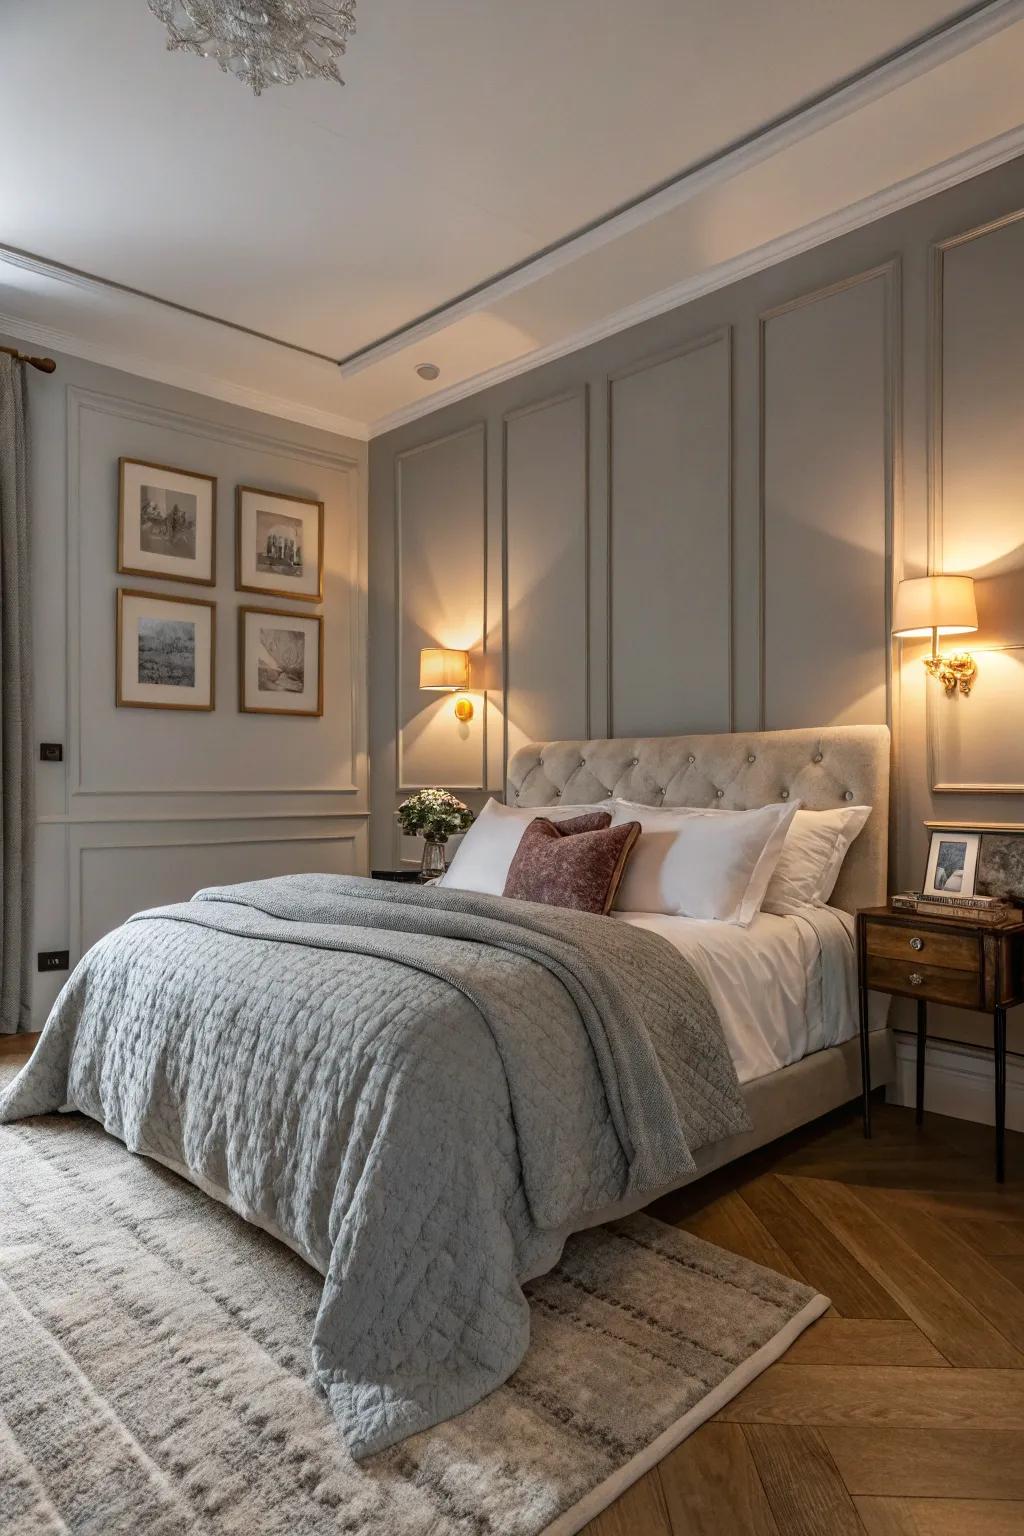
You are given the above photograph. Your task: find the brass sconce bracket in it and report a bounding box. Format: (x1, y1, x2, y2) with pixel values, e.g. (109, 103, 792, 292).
(925, 652, 976, 696)
(453, 695, 474, 722)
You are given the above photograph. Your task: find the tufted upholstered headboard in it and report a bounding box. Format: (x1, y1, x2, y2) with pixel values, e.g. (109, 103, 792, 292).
(506, 725, 891, 916)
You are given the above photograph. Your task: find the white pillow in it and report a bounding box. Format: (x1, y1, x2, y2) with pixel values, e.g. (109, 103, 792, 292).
(762, 804, 872, 915)
(609, 799, 799, 924)
(440, 796, 608, 896)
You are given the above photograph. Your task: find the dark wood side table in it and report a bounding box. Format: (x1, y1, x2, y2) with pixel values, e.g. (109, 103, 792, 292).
(857, 905, 1024, 1182)
(370, 869, 424, 883)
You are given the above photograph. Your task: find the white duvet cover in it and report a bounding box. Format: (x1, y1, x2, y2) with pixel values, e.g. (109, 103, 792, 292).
(615, 904, 857, 1085)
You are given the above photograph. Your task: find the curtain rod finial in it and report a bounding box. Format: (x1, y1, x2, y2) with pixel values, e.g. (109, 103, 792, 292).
(0, 344, 57, 373)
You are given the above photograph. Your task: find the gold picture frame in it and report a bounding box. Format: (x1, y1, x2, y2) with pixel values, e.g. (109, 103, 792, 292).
(118, 458, 217, 586)
(238, 605, 324, 717)
(235, 485, 324, 603)
(116, 588, 216, 711)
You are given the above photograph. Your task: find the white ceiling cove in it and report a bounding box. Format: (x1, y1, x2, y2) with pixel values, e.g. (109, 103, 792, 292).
(3, 0, 1024, 436)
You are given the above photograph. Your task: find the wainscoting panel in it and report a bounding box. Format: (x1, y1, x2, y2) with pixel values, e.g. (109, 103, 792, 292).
(395, 424, 486, 790)
(22, 354, 367, 1032)
(71, 818, 368, 959)
(503, 390, 588, 758)
(68, 388, 363, 813)
(761, 267, 895, 731)
(929, 644, 1024, 792)
(608, 329, 731, 737)
(935, 210, 1024, 610)
(928, 209, 1024, 792)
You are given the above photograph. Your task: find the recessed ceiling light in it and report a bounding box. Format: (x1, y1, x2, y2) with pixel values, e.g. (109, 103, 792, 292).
(415, 363, 440, 381)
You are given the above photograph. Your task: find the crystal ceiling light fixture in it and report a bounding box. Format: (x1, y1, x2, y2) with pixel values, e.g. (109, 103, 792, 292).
(147, 1, 357, 96)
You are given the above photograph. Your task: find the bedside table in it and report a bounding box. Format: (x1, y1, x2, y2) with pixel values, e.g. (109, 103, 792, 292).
(370, 869, 424, 883)
(857, 905, 1024, 1181)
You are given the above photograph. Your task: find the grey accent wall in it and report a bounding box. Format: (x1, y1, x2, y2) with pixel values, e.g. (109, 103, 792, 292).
(395, 424, 486, 792)
(370, 152, 1024, 1057)
(6, 341, 368, 1029)
(761, 266, 896, 732)
(609, 331, 732, 738)
(504, 390, 589, 756)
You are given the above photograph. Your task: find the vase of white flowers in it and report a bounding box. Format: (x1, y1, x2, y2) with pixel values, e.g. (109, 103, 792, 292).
(396, 788, 475, 879)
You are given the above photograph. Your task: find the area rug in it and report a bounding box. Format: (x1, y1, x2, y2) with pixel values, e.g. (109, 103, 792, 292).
(0, 1060, 827, 1535)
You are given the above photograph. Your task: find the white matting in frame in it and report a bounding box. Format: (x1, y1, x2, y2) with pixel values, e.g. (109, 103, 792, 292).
(116, 588, 215, 711)
(239, 605, 323, 717)
(236, 485, 323, 602)
(118, 458, 216, 586)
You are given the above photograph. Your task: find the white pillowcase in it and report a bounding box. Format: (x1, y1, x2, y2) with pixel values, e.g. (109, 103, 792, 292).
(440, 796, 608, 896)
(761, 804, 872, 915)
(609, 799, 799, 925)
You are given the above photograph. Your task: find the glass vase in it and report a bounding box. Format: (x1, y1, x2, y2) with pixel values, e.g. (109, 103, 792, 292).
(420, 835, 448, 880)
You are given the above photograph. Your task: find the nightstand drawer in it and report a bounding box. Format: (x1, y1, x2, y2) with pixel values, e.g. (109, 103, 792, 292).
(865, 953, 983, 1007)
(865, 923, 980, 972)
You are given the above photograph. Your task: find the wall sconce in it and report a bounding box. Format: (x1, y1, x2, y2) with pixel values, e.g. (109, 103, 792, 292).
(892, 575, 978, 695)
(419, 647, 474, 720)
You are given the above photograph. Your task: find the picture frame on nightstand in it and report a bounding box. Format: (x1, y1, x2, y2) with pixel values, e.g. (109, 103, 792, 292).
(921, 828, 981, 898)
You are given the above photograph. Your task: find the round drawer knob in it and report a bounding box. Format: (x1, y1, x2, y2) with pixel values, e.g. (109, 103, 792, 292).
(909, 936, 924, 952)
(909, 972, 924, 986)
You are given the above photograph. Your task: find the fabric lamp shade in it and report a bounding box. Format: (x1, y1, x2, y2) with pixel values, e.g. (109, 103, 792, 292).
(892, 575, 978, 638)
(419, 647, 470, 690)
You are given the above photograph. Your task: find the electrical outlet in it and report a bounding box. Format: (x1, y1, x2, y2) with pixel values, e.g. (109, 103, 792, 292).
(37, 950, 69, 973)
(39, 743, 63, 762)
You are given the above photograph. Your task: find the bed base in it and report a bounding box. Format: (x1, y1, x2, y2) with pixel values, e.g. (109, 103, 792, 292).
(545, 1029, 895, 1251)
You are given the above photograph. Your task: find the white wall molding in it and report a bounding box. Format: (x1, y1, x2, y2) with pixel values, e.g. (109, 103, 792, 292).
(394, 422, 489, 793)
(66, 384, 361, 470)
(369, 122, 1024, 440)
(924, 204, 1024, 795)
(501, 385, 591, 771)
(70, 820, 368, 963)
(756, 261, 899, 746)
(39, 810, 371, 825)
(6, 112, 1024, 444)
(605, 327, 733, 739)
(0, 307, 367, 442)
(65, 385, 365, 804)
(342, 0, 1024, 379)
(889, 1029, 1023, 1131)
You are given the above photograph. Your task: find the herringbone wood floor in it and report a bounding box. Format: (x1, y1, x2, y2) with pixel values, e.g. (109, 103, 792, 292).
(4, 1035, 1021, 1534)
(584, 1091, 1024, 1536)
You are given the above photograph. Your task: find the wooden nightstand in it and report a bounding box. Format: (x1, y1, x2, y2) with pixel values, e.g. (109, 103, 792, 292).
(370, 869, 424, 883)
(857, 905, 1024, 1181)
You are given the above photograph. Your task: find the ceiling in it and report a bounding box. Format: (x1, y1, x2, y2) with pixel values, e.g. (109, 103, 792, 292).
(3, 0, 1024, 437)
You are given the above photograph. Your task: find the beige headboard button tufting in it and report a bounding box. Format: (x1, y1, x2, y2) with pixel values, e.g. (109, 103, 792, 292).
(506, 724, 891, 915)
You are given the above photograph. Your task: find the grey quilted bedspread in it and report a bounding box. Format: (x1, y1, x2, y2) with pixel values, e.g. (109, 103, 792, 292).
(0, 873, 748, 1457)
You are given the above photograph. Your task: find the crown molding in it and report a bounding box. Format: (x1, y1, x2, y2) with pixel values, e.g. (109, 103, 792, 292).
(0, 307, 368, 442)
(5, 100, 1024, 445)
(368, 121, 1024, 438)
(341, 0, 1024, 378)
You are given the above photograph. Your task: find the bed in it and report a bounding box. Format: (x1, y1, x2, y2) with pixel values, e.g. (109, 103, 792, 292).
(507, 723, 894, 1214)
(0, 723, 892, 1459)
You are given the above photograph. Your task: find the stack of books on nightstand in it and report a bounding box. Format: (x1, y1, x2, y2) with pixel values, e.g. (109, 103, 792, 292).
(890, 891, 1023, 925)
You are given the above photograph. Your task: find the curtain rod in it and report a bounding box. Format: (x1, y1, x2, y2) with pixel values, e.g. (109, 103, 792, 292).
(0, 343, 56, 374)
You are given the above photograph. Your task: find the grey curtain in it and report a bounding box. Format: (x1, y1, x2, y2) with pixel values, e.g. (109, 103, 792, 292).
(0, 354, 33, 1033)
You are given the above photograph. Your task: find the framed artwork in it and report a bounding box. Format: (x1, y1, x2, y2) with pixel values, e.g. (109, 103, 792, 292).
(922, 828, 981, 898)
(118, 458, 216, 586)
(238, 605, 323, 717)
(235, 485, 324, 602)
(116, 588, 215, 711)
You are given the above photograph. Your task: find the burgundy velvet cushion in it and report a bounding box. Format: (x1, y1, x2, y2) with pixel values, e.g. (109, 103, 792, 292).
(502, 814, 641, 915)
